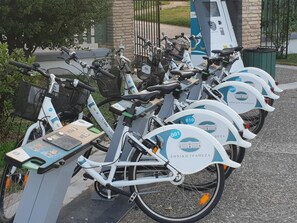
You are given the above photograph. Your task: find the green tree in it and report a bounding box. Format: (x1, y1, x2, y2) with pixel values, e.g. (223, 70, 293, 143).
(0, 43, 35, 139)
(0, 0, 112, 57)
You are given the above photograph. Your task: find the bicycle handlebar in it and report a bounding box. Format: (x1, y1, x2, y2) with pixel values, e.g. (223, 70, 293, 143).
(92, 65, 115, 79)
(61, 46, 71, 55)
(61, 47, 116, 79)
(137, 35, 152, 47)
(137, 35, 146, 42)
(9, 60, 33, 70)
(9, 60, 95, 92)
(73, 79, 95, 92)
(61, 46, 79, 60)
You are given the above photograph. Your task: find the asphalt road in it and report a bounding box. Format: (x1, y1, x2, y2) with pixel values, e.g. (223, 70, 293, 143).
(58, 65, 297, 223)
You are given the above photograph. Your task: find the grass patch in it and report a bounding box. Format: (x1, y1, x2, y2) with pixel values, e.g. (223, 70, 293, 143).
(135, 6, 190, 27)
(276, 54, 297, 66)
(160, 6, 190, 27)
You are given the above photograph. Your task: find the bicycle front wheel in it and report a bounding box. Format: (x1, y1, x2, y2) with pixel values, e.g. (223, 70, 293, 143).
(128, 150, 225, 223)
(0, 164, 28, 223)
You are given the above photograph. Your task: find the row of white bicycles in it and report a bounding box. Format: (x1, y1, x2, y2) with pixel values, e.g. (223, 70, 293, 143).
(0, 33, 282, 223)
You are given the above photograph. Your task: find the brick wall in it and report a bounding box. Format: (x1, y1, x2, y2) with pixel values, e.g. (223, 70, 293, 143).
(241, 0, 262, 48)
(107, 0, 134, 59)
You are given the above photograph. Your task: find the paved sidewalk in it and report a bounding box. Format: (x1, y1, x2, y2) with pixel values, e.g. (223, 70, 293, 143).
(58, 65, 297, 223)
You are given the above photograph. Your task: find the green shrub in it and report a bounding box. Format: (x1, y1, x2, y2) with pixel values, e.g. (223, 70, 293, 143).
(0, 43, 35, 140)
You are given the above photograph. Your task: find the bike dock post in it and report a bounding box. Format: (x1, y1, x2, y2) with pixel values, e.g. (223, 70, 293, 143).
(5, 120, 103, 223)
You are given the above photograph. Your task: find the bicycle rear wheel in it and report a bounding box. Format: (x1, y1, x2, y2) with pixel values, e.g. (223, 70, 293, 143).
(128, 150, 225, 223)
(240, 109, 266, 134)
(223, 144, 238, 179)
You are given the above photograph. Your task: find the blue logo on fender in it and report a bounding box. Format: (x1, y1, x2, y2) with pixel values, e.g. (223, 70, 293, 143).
(235, 77, 242, 82)
(198, 121, 217, 133)
(48, 108, 53, 112)
(181, 115, 195, 125)
(245, 81, 255, 87)
(235, 91, 248, 101)
(229, 86, 236, 92)
(170, 129, 181, 139)
(179, 138, 200, 152)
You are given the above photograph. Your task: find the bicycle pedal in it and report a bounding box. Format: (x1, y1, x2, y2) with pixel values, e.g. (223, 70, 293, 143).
(128, 192, 137, 203)
(83, 172, 94, 180)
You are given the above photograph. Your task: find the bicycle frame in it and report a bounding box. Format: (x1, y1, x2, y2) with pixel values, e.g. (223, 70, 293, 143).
(78, 129, 178, 188)
(78, 119, 240, 189)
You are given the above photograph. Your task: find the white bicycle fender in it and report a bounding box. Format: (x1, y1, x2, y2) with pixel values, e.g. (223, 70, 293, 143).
(186, 99, 256, 140)
(223, 73, 279, 100)
(165, 109, 251, 148)
(143, 124, 241, 174)
(235, 67, 283, 93)
(213, 81, 275, 114)
(186, 99, 256, 139)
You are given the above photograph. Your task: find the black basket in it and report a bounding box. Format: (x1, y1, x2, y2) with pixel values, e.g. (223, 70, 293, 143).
(95, 67, 122, 98)
(13, 81, 46, 122)
(136, 55, 151, 81)
(52, 82, 90, 115)
(135, 54, 165, 83)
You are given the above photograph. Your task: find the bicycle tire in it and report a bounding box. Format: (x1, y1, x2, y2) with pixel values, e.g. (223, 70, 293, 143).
(86, 97, 121, 152)
(264, 98, 274, 118)
(0, 130, 41, 223)
(240, 109, 266, 134)
(128, 149, 225, 223)
(223, 144, 238, 180)
(236, 147, 246, 164)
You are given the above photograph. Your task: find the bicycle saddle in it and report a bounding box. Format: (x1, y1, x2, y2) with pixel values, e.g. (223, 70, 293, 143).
(170, 70, 197, 81)
(212, 46, 243, 56)
(121, 90, 160, 102)
(146, 81, 181, 95)
(202, 56, 223, 65)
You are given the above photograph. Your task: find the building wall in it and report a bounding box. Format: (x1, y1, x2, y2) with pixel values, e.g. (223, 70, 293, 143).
(107, 0, 134, 59)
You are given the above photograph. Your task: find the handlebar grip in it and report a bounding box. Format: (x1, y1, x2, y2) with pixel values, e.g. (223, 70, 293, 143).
(61, 46, 71, 55)
(9, 61, 32, 70)
(77, 81, 96, 92)
(97, 67, 116, 79)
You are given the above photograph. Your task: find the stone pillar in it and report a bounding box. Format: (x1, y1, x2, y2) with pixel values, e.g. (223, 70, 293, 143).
(241, 0, 262, 48)
(227, 0, 261, 48)
(107, 0, 134, 59)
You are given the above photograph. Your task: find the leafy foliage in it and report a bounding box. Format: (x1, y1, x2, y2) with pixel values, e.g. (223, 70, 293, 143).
(0, 43, 35, 139)
(0, 0, 112, 57)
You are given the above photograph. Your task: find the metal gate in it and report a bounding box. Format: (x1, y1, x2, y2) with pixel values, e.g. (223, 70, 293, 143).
(261, 0, 292, 58)
(134, 0, 161, 58)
